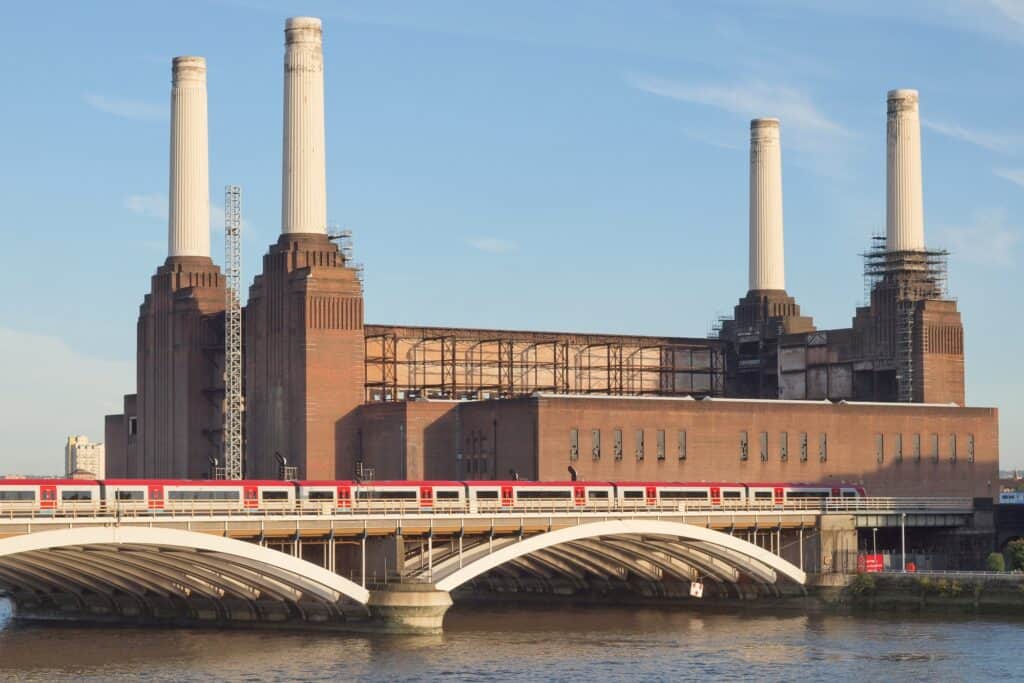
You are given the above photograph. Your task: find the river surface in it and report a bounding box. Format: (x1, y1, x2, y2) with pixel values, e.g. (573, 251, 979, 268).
(0, 599, 1021, 681)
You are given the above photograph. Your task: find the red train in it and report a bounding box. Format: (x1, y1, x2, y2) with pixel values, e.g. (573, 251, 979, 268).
(0, 479, 865, 514)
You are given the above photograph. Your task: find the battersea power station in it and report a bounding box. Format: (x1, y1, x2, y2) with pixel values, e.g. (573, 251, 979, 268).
(105, 17, 998, 500)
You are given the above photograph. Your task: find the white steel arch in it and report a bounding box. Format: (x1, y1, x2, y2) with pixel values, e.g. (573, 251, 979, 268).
(433, 519, 806, 592)
(0, 526, 370, 604)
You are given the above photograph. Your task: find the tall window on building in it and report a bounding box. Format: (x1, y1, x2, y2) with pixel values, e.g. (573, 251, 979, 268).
(913, 433, 922, 462)
(739, 431, 749, 461)
(875, 433, 884, 464)
(818, 433, 828, 462)
(760, 432, 768, 462)
(894, 433, 903, 462)
(800, 432, 808, 462)
(657, 430, 666, 461)
(678, 430, 687, 461)
(635, 429, 645, 461)
(613, 428, 623, 461)
(591, 429, 601, 461)
(127, 416, 138, 437)
(930, 433, 939, 462)
(967, 434, 975, 463)
(949, 434, 957, 463)
(569, 429, 579, 462)
(780, 432, 788, 462)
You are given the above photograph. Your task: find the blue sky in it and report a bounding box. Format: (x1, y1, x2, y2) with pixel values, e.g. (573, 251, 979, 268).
(1, 0, 1022, 474)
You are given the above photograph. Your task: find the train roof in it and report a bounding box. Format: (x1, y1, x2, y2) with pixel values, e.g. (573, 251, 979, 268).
(463, 480, 614, 487)
(611, 481, 746, 487)
(745, 482, 863, 488)
(102, 479, 292, 486)
(351, 480, 466, 487)
(0, 479, 99, 486)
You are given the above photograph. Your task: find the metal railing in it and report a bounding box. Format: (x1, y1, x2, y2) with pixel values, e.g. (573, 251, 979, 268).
(0, 496, 974, 521)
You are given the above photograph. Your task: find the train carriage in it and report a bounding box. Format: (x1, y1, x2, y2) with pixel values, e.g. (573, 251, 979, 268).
(465, 481, 615, 512)
(351, 481, 466, 511)
(613, 482, 747, 508)
(746, 482, 866, 507)
(0, 480, 101, 515)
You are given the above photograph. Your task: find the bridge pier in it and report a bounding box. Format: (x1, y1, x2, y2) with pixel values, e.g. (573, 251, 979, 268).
(366, 584, 453, 633)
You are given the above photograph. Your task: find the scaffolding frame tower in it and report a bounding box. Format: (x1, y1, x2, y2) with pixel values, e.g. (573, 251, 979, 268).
(223, 185, 244, 479)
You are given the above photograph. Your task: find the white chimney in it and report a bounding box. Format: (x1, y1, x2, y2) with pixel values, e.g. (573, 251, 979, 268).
(886, 89, 925, 252)
(282, 17, 327, 235)
(749, 118, 785, 291)
(168, 56, 210, 258)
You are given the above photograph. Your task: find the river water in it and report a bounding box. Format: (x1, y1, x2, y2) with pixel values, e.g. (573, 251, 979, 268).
(0, 599, 1020, 681)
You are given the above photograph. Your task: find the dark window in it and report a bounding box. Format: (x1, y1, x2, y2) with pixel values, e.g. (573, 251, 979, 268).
(127, 416, 138, 437)
(657, 430, 666, 461)
(660, 490, 707, 500)
(569, 429, 579, 462)
(115, 490, 144, 501)
(475, 490, 499, 499)
(789, 491, 830, 500)
(168, 490, 240, 501)
(930, 433, 940, 462)
(436, 491, 461, 500)
(61, 490, 93, 501)
(678, 430, 687, 461)
(875, 433, 884, 464)
(588, 490, 609, 499)
(261, 490, 289, 501)
(635, 430, 645, 461)
(760, 432, 768, 462)
(894, 433, 903, 462)
(818, 433, 828, 462)
(591, 429, 601, 461)
(613, 429, 623, 460)
(754, 491, 773, 500)
(356, 490, 417, 500)
(307, 491, 334, 501)
(913, 433, 922, 462)
(843, 491, 858, 498)
(780, 432, 788, 462)
(517, 489, 573, 500)
(967, 434, 975, 463)
(740, 431, 749, 461)
(722, 491, 742, 499)
(0, 490, 35, 501)
(623, 490, 644, 499)
(800, 432, 809, 462)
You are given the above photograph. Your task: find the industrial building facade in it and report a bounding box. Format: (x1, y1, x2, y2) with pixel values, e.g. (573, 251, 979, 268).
(105, 18, 997, 499)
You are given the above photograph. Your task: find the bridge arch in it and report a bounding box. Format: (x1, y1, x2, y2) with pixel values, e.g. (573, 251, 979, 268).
(431, 519, 806, 594)
(0, 526, 370, 620)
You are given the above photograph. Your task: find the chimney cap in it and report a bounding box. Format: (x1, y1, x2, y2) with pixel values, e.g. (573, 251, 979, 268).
(286, 16, 322, 30)
(172, 56, 206, 83)
(751, 117, 780, 128)
(887, 88, 919, 100)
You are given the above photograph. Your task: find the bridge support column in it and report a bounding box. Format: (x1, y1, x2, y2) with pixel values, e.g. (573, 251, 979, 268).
(818, 514, 856, 582)
(366, 584, 452, 633)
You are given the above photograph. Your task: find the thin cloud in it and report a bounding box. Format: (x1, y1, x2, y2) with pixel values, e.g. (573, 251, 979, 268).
(124, 194, 167, 220)
(626, 74, 850, 137)
(468, 237, 517, 254)
(83, 93, 165, 121)
(923, 119, 1021, 154)
(994, 168, 1024, 188)
(938, 208, 1020, 267)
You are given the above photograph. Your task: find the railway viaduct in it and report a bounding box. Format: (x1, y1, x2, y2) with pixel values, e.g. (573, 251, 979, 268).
(0, 500, 975, 632)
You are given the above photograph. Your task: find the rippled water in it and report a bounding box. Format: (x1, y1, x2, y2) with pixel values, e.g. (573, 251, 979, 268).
(0, 599, 1021, 681)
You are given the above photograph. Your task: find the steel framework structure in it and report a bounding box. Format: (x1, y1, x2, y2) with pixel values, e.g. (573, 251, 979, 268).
(223, 185, 243, 479)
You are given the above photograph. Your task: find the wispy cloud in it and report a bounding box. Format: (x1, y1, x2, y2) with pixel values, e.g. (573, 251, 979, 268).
(83, 93, 165, 121)
(994, 168, 1024, 188)
(923, 119, 1022, 154)
(625, 74, 850, 137)
(938, 208, 1021, 267)
(124, 193, 167, 220)
(468, 237, 517, 254)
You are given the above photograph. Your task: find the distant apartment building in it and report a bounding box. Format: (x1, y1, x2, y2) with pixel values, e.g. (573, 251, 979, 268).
(65, 435, 105, 479)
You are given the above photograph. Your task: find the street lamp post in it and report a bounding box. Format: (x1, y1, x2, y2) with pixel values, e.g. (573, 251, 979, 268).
(872, 527, 878, 558)
(901, 512, 907, 572)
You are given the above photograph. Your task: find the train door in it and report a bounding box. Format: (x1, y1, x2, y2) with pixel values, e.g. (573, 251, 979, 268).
(501, 486, 513, 507)
(574, 486, 585, 506)
(244, 486, 259, 509)
(40, 485, 57, 510)
(420, 486, 434, 508)
(645, 486, 657, 506)
(774, 487, 784, 505)
(148, 484, 164, 510)
(710, 487, 721, 506)
(337, 486, 351, 508)
(831, 487, 840, 498)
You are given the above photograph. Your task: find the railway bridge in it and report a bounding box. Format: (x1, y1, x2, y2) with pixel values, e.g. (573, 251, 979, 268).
(0, 498, 974, 632)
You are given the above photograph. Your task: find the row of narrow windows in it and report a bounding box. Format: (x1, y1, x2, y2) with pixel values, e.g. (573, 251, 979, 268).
(570, 428, 686, 462)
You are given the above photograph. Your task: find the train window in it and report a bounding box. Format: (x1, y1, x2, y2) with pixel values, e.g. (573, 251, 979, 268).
(660, 490, 707, 500)
(475, 491, 499, 499)
(517, 490, 572, 500)
(308, 491, 334, 501)
(356, 490, 417, 500)
(588, 490, 609, 499)
(0, 491, 35, 501)
(261, 491, 290, 500)
(61, 490, 93, 501)
(623, 490, 644, 499)
(657, 430, 666, 461)
(436, 491, 461, 500)
(168, 490, 241, 501)
(788, 491, 829, 499)
(754, 491, 772, 500)
(842, 491, 858, 498)
(722, 491, 742, 499)
(115, 490, 144, 501)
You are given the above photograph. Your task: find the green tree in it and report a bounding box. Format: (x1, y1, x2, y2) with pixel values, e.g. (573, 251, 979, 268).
(986, 552, 1006, 572)
(1006, 540, 1024, 571)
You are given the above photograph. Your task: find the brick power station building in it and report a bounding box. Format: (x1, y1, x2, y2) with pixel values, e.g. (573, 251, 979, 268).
(105, 18, 998, 500)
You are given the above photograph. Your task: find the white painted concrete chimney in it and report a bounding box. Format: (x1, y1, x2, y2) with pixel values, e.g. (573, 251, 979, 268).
(749, 118, 785, 291)
(282, 16, 327, 235)
(886, 89, 925, 252)
(168, 56, 210, 258)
